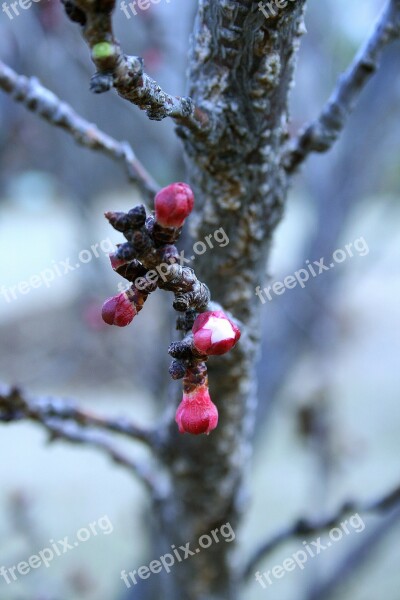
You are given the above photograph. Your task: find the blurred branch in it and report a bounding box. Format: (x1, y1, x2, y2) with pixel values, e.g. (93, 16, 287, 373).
(285, 0, 400, 173)
(43, 420, 164, 495)
(64, 0, 211, 134)
(242, 482, 400, 579)
(304, 505, 400, 600)
(0, 384, 168, 495)
(0, 384, 158, 447)
(0, 60, 159, 198)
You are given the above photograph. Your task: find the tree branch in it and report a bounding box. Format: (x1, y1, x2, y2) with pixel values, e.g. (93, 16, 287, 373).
(284, 0, 400, 173)
(242, 482, 400, 579)
(42, 419, 165, 496)
(64, 0, 211, 135)
(304, 506, 400, 600)
(0, 384, 169, 495)
(0, 384, 159, 447)
(0, 384, 170, 496)
(0, 59, 159, 199)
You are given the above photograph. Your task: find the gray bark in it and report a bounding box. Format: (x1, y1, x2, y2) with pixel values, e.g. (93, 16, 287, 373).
(158, 3, 307, 598)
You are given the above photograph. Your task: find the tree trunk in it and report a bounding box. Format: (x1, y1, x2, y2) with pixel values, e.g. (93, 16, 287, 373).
(157, 3, 307, 598)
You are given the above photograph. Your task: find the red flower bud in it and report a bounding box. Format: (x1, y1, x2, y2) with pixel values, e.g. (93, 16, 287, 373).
(192, 310, 241, 356)
(154, 182, 194, 228)
(175, 385, 218, 435)
(101, 292, 137, 327)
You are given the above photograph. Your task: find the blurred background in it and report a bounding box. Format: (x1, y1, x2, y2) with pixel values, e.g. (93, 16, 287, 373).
(0, 0, 399, 598)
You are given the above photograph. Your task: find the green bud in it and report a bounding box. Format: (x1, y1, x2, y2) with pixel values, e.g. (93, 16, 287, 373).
(92, 42, 114, 60)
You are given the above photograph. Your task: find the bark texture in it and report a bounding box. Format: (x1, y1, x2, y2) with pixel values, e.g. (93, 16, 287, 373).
(157, 3, 307, 599)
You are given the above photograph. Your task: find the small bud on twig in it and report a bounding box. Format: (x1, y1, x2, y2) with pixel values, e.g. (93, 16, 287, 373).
(105, 211, 132, 233)
(61, 0, 86, 25)
(109, 253, 127, 271)
(101, 292, 137, 327)
(154, 182, 194, 228)
(169, 360, 187, 380)
(192, 310, 241, 356)
(175, 383, 218, 436)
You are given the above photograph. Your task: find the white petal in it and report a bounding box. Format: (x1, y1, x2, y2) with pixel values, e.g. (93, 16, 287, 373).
(205, 316, 235, 344)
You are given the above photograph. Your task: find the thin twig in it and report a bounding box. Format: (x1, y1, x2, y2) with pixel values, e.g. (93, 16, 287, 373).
(284, 0, 400, 174)
(64, 0, 210, 134)
(0, 385, 168, 496)
(0, 384, 158, 448)
(0, 59, 159, 198)
(45, 419, 164, 495)
(304, 505, 400, 600)
(242, 482, 400, 579)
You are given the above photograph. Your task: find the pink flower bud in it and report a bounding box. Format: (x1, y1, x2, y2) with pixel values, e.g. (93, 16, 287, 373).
(192, 310, 241, 356)
(175, 385, 218, 435)
(101, 292, 137, 327)
(154, 182, 194, 228)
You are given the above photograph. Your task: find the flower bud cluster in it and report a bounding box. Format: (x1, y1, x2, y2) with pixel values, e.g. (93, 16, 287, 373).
(101, 183, 241, 435)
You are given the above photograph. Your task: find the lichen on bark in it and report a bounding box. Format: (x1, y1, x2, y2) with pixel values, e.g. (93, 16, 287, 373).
(158, 2, 308, 598)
